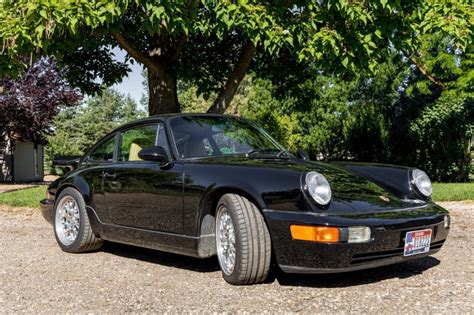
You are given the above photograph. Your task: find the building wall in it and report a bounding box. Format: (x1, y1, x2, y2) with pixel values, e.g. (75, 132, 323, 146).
(12, 142, 44, 182)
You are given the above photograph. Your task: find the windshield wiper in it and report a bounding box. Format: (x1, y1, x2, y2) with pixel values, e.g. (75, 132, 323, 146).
(246, 148, 290, 159)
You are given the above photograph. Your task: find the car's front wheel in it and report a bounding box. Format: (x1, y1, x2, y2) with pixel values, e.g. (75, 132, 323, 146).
(54, 187, 103, 253)
(215, 194, 271, 285)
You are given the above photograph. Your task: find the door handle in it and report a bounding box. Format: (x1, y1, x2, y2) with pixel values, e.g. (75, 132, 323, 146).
(103, 172, 116, 179)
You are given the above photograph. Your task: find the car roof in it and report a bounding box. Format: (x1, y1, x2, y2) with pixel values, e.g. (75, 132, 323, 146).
(84, 113, 242, 159)
(115, 113, 242, 132)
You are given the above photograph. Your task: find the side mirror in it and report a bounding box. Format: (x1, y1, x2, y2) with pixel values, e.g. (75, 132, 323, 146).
(138, 146, 169, 164)
(296, 149, 309, 161)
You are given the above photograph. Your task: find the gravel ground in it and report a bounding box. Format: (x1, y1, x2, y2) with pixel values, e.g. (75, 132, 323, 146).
(1, 202, 473, 313)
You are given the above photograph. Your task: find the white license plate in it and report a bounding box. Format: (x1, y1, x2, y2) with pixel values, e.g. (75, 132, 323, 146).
(404, 229, 432, 257)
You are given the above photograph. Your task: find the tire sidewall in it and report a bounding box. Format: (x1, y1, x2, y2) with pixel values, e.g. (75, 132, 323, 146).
(216, 195, 244, 284)
(53, 187, 87, 252)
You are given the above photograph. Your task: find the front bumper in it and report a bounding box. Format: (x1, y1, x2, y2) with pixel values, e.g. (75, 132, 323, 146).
(40, 198, 55, 225)
(263, 203, 449, 274)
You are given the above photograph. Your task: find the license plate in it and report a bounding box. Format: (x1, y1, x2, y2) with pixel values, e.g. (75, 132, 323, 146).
(404, 229, 432, 257)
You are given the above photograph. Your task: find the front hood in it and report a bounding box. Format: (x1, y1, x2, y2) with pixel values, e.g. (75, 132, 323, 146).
(192, 156, 422, 212)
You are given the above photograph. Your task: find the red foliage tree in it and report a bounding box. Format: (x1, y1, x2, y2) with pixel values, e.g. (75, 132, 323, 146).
(0, 57, 82, 146)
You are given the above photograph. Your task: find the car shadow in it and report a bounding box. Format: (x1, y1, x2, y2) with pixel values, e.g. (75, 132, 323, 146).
(101, 242, 440, 286)
(102, 241, 220, 273)
(274, 256, 440, 288)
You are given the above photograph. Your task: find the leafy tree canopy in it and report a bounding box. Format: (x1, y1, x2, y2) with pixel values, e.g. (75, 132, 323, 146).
(1, 0, 471, 115)
(178, 36, 472, 181)
(0, 56, 81, 145)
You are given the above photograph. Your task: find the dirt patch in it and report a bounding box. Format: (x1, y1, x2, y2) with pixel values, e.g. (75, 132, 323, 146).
(1, 202, 472, 313)
(43, 175, 59, 182)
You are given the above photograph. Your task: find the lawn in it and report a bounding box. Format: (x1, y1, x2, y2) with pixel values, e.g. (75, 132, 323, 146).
(0, 185, 46, 208)
(0, 182, 471, 209)
(432, 182, 473, 202)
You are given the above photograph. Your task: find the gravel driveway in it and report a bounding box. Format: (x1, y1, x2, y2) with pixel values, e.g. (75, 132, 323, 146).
(1, 202, 473, 313)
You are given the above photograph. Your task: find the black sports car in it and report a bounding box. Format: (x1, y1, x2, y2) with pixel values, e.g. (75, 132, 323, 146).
(40, 114, 450, 285)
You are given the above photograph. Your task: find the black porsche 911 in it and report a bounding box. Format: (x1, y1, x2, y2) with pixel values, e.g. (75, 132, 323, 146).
(40, 114, 450, 285)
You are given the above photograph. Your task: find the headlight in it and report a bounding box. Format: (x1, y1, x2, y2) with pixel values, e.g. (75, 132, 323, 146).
(305, 171, 332, 205)
(412, 169, 432, 197)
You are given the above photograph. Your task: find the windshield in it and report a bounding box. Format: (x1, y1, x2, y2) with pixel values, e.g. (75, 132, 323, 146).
(169, 115, 286, 159)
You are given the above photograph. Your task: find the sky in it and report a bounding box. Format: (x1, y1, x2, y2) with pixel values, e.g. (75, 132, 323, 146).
(111, 48, 146, 105)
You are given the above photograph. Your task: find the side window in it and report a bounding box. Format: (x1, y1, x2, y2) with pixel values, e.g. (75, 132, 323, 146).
(89, 136, 116, 162)
(119, 125, 158, 162)
(156, 124, 171, 158)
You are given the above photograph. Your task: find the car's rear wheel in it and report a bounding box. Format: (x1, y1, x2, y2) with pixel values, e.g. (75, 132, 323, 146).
(215, 194, 271, 285)
(54, 187, 103, 253)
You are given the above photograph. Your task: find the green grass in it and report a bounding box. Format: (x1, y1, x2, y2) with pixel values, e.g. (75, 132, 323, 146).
(432, 182, 473, 202)
(0, 186, 47, 208)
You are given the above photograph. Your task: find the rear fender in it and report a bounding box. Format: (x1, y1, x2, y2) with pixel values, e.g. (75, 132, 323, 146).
(54, 177, 104, 236)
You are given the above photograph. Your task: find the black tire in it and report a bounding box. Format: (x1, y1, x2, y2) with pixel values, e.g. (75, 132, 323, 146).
(215, 194, 272, 285)
(53, 187, 103, 253)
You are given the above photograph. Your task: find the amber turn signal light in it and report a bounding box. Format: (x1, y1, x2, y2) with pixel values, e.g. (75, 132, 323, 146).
(290, 225, 340, 243)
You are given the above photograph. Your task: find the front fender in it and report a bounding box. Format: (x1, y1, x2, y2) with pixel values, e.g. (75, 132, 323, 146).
(333, 162, 425, 201)
(184, 163, 305, 238)
(199, 182, 266, 212)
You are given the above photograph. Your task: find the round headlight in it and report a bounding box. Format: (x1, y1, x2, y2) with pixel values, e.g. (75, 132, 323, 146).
(305, 172, 332, 205)
(412, 169, 432, 197)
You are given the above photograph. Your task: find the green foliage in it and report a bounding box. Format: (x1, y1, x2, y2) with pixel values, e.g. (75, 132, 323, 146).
(0, 186, 46, 208)
(45, 88, 145, 172)
(179, 81, 214, 113)
(176, 43, 471, 181)
(1, 0, 472, 109)
(409, 92, 473, 182)
(2, 1, 472, 180)
(389, 35, 473, 182)
(239, 65, 399, 161)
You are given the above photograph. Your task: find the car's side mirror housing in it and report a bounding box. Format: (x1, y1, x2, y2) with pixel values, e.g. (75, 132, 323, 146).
(138, 146, 169, 164)
(296, 149, 309, 161)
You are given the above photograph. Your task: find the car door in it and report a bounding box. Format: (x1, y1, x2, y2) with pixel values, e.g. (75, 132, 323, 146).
(102, 123, 184, 233)
(81, 133, 118, 222)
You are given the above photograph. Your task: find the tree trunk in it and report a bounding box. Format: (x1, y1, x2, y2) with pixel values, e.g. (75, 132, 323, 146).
(207, 41, 256, 114)
(147, 66, 180, 115)
(113, 32, 180, 115)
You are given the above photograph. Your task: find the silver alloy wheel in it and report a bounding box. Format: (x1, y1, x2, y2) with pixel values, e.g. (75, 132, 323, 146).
(216, 206, 236, 275)
(55, 196, 80, 246)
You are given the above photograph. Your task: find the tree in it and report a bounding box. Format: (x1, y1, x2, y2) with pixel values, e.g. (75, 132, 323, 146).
(46, 88, 145, 172)
(0, 57, 81, 148)
(1, 0, 471, 115)
(389, 35, 474, 182)
(408, 92, 473, 182)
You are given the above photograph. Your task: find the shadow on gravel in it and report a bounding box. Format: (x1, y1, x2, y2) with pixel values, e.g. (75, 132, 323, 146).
(275, 257, 440, 287)
(102, 242, 220, 273)
(100, 242, 440, 287)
